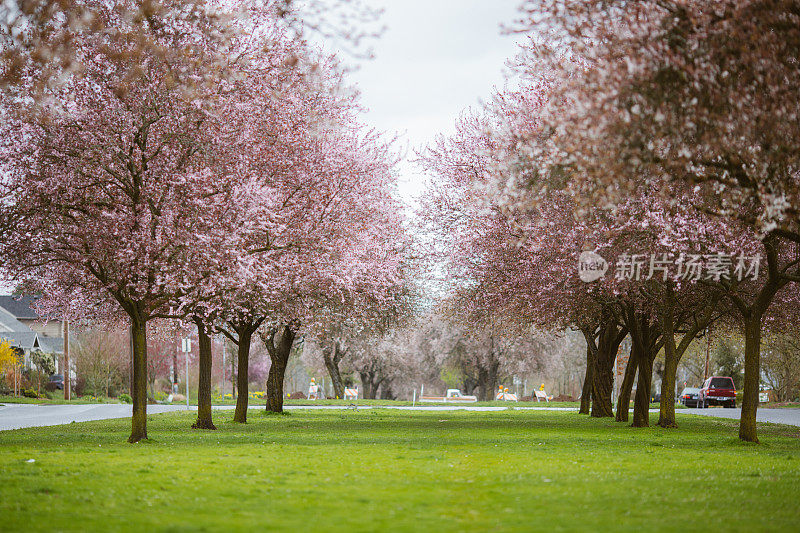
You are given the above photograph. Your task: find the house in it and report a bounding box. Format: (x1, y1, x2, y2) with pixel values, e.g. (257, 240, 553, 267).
(0, 295, 64, 371)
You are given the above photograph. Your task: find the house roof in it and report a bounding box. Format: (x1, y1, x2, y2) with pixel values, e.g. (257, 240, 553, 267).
(0, 295, 39, 320)
(38, 336, 64, 354)
(0, 299, 61, 353)
(0, 306, 29, 333)
(0, 331, 41, 350)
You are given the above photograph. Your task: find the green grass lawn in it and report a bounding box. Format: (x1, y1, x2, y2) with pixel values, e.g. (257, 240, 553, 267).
(1, 409, 798, 532)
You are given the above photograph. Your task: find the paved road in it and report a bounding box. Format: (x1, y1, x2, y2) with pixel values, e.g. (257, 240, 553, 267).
(682, 406, 800, 426)
(0, 403, 576, 430)
(2, 402, 799, 431)
(0, 403, 192, 431)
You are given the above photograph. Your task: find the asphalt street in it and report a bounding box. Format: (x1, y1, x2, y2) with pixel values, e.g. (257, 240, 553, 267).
(1, 402, 799, 431)
(681, 406, 800, 426)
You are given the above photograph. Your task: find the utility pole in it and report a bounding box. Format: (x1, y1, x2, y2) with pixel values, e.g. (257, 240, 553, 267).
(221, 337, 226, 397)
(129, 325, 134, 396)
(703, 324, 712, 381)
(63, 320, 70, 400)
(182, 337, 191, 407)
(231, 347, 236, 399)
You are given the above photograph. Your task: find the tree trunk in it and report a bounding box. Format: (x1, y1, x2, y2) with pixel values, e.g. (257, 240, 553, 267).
(579, 344, 594, 414)
(657, 348, 678, 428)
(616, 345, 637, 421)
(591, 320, 625, 418)
(657, 286, 678, 428)
(264, 325, 296, 413)
(632, 347, 654, 428)
(379, 382, 394, 400)
(739, 314, 762, 443)
(323, 342, 345, 399)
(266, 360, 287, 412)
(358, 371, 370, 399)
(233, 328, 253, 423)
(487, 358, 500, 402)
(358, 370, 382, 400)
(128, 311, 148, 443)
(192, 317, 216, 430)
(591, 355, 614, 417)
(477, 366, 490, 401)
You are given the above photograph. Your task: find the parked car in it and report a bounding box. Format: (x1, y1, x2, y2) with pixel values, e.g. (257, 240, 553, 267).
(700, 376, 736, 408)
(48, 374, 64, 390)
(679, 387, 703, 407)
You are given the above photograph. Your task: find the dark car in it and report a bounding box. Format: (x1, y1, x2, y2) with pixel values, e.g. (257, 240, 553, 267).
(679, 387, 703, 407)
(48, 374, 64, 390)
(700, 376, 736, 408)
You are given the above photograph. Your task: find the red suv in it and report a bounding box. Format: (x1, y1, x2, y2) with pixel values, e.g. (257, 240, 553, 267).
(700, 376, 736, 408)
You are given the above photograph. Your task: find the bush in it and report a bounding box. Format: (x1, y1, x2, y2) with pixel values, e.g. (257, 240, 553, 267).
(73, 376, 86, 397)
(119, 393, 132, 404)
(21, 388, 39, 398)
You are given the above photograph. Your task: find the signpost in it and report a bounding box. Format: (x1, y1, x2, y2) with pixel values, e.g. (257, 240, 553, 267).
(182, 337, 191, 407)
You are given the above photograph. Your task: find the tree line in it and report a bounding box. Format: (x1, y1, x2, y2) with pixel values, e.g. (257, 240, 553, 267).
(419, 0, 800, 443)
(0, 0, 410, 442)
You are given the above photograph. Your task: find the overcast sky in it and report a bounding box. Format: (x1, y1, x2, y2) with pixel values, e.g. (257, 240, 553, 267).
(331, 0, 526, 205)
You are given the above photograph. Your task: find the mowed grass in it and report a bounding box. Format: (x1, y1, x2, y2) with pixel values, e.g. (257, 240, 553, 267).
(1, 410, 798, 532)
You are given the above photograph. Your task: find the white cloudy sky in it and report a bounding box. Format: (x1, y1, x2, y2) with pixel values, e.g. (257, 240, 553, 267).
(325, 0, 526, 205)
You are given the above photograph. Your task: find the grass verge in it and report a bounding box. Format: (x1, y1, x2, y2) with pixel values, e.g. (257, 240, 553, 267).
(1, 409, 798, 532)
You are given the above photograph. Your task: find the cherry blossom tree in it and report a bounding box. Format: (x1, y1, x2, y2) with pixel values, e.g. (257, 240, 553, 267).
(508, 0, 800, 442)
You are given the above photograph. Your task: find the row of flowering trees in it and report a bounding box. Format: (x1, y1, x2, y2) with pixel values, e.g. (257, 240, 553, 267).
(422, 0, 800, 443)
(0, 0, 409, 442)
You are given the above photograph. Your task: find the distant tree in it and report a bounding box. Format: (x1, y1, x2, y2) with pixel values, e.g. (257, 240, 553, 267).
(762, 334, 800, 402)
(714, 339, 744, 390)
(0, 341, 22, 392)
(29, 350, 55, 395)
(73, 329, 129, 398)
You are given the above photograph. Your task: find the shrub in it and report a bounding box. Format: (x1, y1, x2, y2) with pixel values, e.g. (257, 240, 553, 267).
(73, 376, 86, 396)
(119, 393, 132, 404)
(21, 388, 39, 398)
(154, 391, 168, 402)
